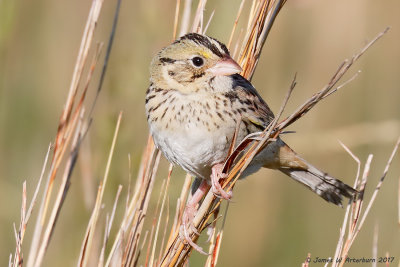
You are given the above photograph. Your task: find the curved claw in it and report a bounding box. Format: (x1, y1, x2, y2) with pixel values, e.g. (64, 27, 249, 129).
(179, 224, 208, 255)
(211, 183, 232, 200)
(179, 206, 208, 255)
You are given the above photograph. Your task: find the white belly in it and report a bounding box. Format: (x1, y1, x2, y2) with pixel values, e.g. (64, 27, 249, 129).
(151, 120, 233, 179)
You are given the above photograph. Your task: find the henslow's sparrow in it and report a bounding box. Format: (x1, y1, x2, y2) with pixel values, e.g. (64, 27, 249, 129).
(145, 33, 355, 252)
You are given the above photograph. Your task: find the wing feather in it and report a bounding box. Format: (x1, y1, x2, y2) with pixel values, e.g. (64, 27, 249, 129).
(230, 74, 275, 130)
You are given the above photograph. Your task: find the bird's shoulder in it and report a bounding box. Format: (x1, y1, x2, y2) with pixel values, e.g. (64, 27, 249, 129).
(226, 74, 275, 130)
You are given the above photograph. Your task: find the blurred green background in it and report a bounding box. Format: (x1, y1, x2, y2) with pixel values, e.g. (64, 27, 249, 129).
(1, 0, 400, 266)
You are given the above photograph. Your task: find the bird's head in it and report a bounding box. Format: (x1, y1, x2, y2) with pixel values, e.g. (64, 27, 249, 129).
(150, 33, 242, 93)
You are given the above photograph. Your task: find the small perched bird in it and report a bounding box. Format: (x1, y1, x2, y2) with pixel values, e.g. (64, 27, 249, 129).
(145, 33, 356, 252)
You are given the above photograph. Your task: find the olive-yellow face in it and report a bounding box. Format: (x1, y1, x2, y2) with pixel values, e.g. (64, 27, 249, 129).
(150, 33, 242, 92)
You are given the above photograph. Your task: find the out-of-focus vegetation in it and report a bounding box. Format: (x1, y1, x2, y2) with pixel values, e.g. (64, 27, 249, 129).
(1, 0, 399, 266)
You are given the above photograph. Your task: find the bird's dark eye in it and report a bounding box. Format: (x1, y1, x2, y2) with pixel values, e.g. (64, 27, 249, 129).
(191, 56, 204, 67)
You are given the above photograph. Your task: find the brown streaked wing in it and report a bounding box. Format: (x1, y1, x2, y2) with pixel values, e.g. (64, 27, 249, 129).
(230, 74, 275, 130)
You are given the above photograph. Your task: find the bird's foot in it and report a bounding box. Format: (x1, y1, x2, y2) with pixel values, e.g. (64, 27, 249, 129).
(179, 179, 210, 255)
(211, 163, 232, 200)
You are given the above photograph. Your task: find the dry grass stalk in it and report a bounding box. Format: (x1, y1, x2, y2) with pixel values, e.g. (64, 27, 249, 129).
(237, 0, 286, 79)
(8, 0, 107, 266)
(204, 201, 229, 267)
(227, 0, 246, 49)
(332, 137, 400, 267)
(178, 0, 193, 37)
(148, 165, 173, 266)
(104, 138, 161, 266)
(10, 144, 51, 267)
(41, 0, 104, 217)
(173, 0, 182, 40)
(98, 184, 123, 267)
(191, 0, 208, 33)
(78, 112, 123, 267)
(27, 3, 105, 263)
(33, 107, 87, 267)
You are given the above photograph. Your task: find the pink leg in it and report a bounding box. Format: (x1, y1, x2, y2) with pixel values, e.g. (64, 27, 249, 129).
(210, 163, 232, 200)
(180, 179, 210, 255)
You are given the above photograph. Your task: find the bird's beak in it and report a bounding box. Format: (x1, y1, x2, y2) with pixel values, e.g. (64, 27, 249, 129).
(207, 56, 242, 76)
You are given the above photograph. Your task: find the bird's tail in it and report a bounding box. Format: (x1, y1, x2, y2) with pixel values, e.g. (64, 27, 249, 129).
(262, 139, 356, 206)
(279, 164, 355, 206)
